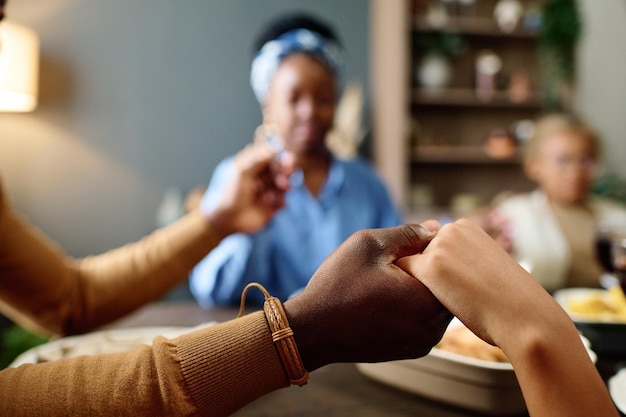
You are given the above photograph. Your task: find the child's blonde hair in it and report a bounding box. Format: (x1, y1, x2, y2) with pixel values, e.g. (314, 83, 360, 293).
(523, 113, 601, 161)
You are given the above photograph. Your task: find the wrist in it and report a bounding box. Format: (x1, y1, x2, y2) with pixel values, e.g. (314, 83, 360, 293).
(283, 297, 329, 372)
(497, 306, 616, 417)
(240, 284, 309, 386)
(202, 206, 235, 239)
(496, 303, 578, 365)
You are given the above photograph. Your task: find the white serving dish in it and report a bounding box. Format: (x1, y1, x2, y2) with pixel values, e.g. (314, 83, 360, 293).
(357, 319, 595, 416)
(554, 287, 626, 358)
(609, 367, 626, 414)
(357, 350, 524, 415)
(10, 323, 216, 367)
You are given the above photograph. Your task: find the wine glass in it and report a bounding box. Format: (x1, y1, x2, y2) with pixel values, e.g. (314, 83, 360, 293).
(596, 221, 626, 291)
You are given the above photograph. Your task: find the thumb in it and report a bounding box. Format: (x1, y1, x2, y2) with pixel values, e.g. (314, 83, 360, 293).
(367, 223, 440, 263)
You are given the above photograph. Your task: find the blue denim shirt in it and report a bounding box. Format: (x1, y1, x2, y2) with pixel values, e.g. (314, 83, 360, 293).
(190, 155, 403, 307)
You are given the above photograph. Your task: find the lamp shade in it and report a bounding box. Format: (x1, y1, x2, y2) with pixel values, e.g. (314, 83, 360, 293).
(0, 20, 39, 112)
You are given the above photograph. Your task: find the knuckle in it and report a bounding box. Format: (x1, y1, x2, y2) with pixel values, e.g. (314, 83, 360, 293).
(349, 228, 386, 256)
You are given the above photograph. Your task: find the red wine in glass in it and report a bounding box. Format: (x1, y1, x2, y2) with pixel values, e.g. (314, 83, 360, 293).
(596, 235, 614, 272)
(596, 228, 626, 290)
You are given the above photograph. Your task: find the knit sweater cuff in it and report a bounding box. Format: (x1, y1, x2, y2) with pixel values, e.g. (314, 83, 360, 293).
(177, 311, 289, 416)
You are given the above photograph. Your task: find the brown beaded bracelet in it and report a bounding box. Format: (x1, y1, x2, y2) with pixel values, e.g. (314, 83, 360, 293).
(238, 282, 309, 386)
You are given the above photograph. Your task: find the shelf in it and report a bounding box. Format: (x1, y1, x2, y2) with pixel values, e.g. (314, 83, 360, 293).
(412, 145, 522, 164)
(412, 88, 542, 108)
(371, 0, 545, 210)
(413, 16, 539, 39)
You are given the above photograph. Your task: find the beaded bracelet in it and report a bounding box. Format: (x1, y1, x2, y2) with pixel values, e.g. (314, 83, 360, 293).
(238, 282, 309, 386)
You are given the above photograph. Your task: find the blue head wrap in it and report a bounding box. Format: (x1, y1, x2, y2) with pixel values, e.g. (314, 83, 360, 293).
(250, 28, 344, 103)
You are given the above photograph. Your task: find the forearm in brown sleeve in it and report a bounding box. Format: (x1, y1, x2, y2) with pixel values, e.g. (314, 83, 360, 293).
(0, 312, 289, 417)
(0, 199, 222, 335)
(67, 209, 223, 334)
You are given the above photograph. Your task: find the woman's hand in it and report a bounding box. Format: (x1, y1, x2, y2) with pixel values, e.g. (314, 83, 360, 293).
(397, 219, 618, 417)
(285, 223, 452, 371)
(396, 219, 564, 347)
(206, 143, 295, 237)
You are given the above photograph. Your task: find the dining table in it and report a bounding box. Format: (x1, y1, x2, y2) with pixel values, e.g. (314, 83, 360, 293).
(102, 301, 623, 417)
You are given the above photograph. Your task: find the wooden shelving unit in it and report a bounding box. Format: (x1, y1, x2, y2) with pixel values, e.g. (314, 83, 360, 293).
(412, 88, 542, 108)
(414, 145, 521, 164)
(371, 0, 550, 216)
(413, 16, 539, 38)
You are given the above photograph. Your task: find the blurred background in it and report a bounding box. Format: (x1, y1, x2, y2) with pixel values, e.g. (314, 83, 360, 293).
(0, 0, 624, 257)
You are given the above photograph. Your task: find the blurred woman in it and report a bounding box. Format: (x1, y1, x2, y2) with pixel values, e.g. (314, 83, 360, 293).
(190, 12, 402, 307)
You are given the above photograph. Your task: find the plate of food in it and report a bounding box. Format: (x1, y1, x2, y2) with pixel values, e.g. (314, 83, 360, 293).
(9, 322, 216, 368)
(357, 318, 595, 415)
(554, 286, 626, 358)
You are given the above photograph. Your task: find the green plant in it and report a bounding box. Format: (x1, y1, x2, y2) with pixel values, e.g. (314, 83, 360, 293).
(414, 32, 467, 57)
(592, 173, 626, 205)
(0, 325, 48, 369)
(539, 0, 582, 110)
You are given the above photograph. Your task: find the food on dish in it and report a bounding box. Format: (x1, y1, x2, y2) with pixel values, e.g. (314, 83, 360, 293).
(566, 286, 626, 323)
(436, 324, 509, 363)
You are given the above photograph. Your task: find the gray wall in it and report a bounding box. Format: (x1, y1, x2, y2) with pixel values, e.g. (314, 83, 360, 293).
(0, 1, 369, 256)
(576, 0, 626, 179)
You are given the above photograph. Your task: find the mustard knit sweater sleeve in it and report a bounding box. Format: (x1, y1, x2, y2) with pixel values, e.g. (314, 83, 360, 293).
(0, 180, 222, 336)
(0, 312, 290, 416)
(0, 181, 291, 415)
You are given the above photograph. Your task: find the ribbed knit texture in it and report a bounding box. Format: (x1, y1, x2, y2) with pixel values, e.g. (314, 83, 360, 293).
(177, 311, 289, 416)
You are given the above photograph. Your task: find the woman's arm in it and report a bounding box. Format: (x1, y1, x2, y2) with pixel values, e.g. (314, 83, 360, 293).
(0, 312, 286, 417)
(0, 143, 293, 336)
(0, 203, 222, 336)
(397, 219, 618, 417)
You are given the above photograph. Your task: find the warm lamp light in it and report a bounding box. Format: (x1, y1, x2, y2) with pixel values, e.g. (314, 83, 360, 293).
(0, 20, 39, 112)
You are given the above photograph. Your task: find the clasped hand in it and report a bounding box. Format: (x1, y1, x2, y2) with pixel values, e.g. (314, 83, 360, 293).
(205, 142, 295, 237)
(285, 219, 565, 373)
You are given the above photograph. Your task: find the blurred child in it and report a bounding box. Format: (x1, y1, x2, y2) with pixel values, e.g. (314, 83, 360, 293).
(492, 113, 626, 290)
